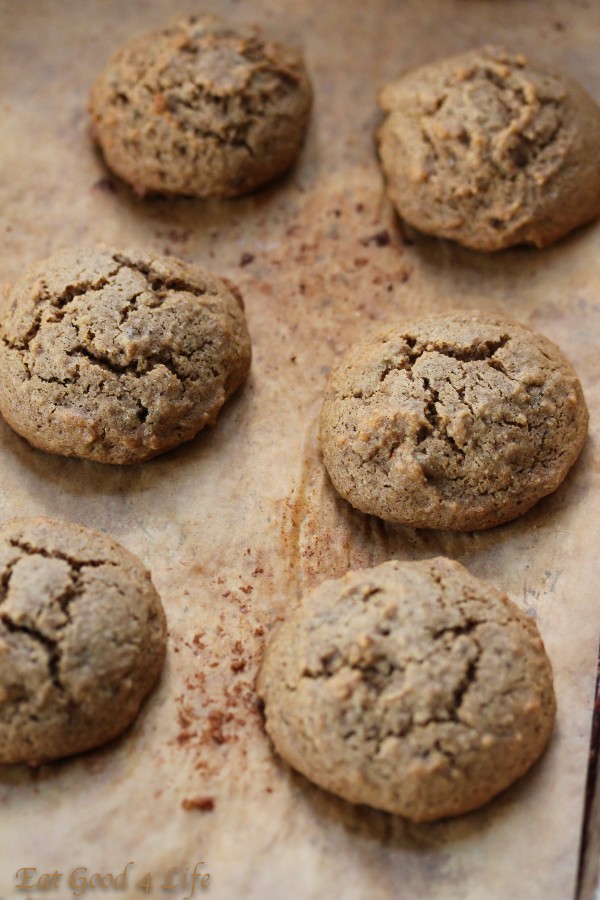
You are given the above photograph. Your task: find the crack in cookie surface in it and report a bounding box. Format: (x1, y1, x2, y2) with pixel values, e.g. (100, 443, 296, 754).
(88, 14, 312, 197)
(0, 517, 167, 765)
(257, 557, 556, 821)
(377, 46, 600, 249)
(319, 311, 588, 530)
(0, 247, 251, 463)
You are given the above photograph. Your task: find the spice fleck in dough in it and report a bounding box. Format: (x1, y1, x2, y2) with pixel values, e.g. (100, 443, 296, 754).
(377, 46, 600, 251)
(0, 517, 167, 765)
(319, 311, 588, 531)
(258, 557, 556, 822)
(89, 14, 313, 198)
(0, 246, 251, 464)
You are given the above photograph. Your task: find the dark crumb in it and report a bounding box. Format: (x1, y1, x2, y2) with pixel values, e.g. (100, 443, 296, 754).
(240, 584, 253, 595)
(207, 710, 232, 744)
(182, 797, 215, 812)
(355, 203, 365, 213)
(92, 176, 117, 194)
(166, 228, 191, 243)
(361, 230, 390, 247)
(252, 567, 264, 576)
(254, 625, 265, 637)
(333, 208, 341, 218)
(553, 20, 565, 30)
(398, 225, 415, 246)
(354, 258, 368, 268)
(240, 252, 255, 267)
(231, 659, 246, 673)
(400, 270, 410, 283)
(290, 356, 297, 363)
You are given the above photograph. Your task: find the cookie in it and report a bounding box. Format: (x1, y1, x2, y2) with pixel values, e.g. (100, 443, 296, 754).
(0, 517, 166, 765)
(257, 557, 556, 821)
(319, 311, 587, 531)
(0, 246, 251, 464)
(89, 14, 312, 198)
(377, 46, 600, 251)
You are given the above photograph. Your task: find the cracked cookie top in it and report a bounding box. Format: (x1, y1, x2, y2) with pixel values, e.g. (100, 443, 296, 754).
(257, 557, 555, 821)
(377, 46, 600, 250)
(0, 246, 251, 464)
(319, 311, 588, 530)
(88, 14, 313, 197)
(0, 517, 167, 765)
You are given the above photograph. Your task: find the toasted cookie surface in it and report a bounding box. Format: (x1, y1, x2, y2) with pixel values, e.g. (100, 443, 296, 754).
(89, 14, 312, 197)
(0, 517, 166, 765)
(0, 246, 251, 464)
(377, 46, 600, 250)
(257, 557, 556, 821)
(319, 311, 587, 530)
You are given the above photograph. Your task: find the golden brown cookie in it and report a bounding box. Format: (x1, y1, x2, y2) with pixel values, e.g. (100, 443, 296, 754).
(377, 46, 600, 251)
(0, 517, 167, 765)
(0, 246, 251, 464)
(89, 14, 313, 198)
(257, 557, 556, 822)
(319, 311, 587, 531)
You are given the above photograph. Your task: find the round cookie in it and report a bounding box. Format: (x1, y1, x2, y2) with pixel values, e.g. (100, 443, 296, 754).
(0, 517, 167, 765)
(257, 557, 556, 822)
(377, 46, 600, 251)
(0, 246, 251, 464)
(89, 14, 313, 198)
(319, 311, 588, 531)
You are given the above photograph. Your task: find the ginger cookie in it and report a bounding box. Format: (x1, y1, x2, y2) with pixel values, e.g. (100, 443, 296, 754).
(319, 311, 587, 531)
(0, 246, 251, 464)
(257, 557, 556, 822)
(0, 517, 166, 765)
(377, 46, 600, 251)
(89, 14, 312, 198)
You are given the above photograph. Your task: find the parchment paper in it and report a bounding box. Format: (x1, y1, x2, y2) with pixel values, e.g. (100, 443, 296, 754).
(1, 1, 600, 898)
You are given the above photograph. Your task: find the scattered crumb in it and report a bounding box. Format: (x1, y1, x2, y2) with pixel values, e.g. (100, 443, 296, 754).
(182, 797, 215, 812)
(92, 176, 117, 194)
(361, 230, 390, 247)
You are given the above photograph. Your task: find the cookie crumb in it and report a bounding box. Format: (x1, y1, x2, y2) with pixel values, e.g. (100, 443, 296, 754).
(361, 230, 391, 247)
(182, 797, 215, 812)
